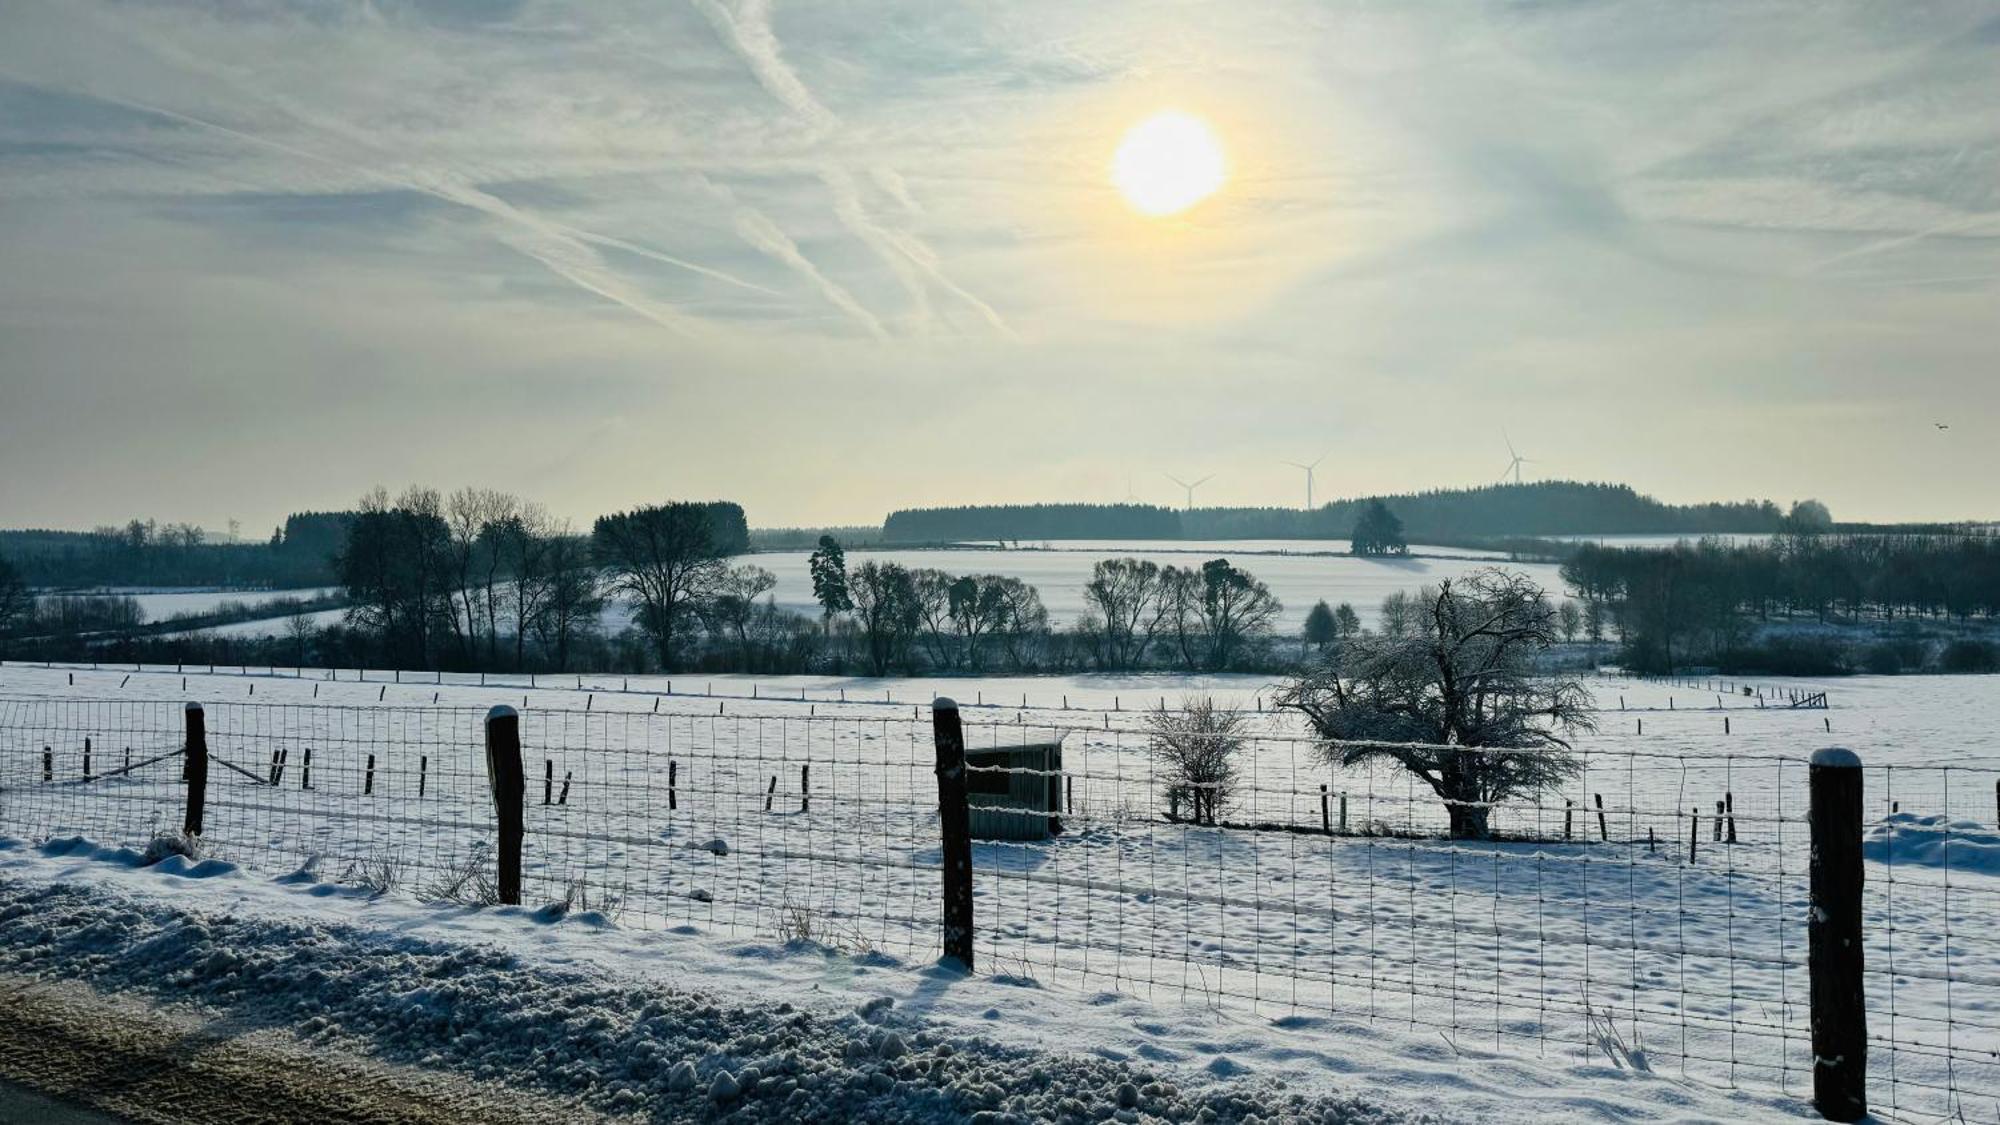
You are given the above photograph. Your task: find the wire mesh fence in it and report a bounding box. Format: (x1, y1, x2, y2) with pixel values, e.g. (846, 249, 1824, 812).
(0, 690, 1995, 1120)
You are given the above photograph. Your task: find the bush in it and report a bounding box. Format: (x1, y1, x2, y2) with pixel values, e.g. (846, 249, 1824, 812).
(1940, 640, 2000, 674)
(1862, 643, 1905, 675)
(1715, 635, 1854, 676)
(1147, 697, 1246, 826)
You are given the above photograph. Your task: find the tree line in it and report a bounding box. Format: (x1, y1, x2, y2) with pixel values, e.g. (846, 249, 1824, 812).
(1561, 531, 2000, 674)
(880, 481, 1794, 545)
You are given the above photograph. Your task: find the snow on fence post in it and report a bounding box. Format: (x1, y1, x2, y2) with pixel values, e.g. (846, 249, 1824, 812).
(485, 705, 525, 907)
(931, 697, 975, 970)
(1808, 747, 1866, 1122)
(183, 703, 208, 838)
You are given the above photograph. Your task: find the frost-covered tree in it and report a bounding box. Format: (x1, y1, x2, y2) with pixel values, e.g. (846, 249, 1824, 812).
(1558, 600, 1582, 643)
(1147, 697, 1247, 826)
(1279, 570, 1595, 839)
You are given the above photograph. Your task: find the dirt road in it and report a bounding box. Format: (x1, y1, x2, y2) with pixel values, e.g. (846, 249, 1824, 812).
(0, 973, 603, 1125)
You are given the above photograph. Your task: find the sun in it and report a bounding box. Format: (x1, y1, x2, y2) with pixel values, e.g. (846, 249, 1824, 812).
(1112, 111, 1227, 217)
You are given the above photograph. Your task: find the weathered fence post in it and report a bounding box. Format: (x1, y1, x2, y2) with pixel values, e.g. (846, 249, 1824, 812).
(1320, 784, 1331, 834)
(544, 760, 554, 805)
(42, 747, 52, 782)
(363, 753, 376, 795)
(1725, 791, 1738, 844)
(183, 703, 208, 837)
(82, 738, 91, 782)
(800, 764, 810, 813)
(1339, 792, 1348, 833)
(931, 697, 974, 970)
(300, 747, 312, 790)
(418, 754, 427, 797)
(668, 759, 678, 810)
(485, 705, 525, 907)
(1594, 793, 1608, 841)
(1564, 799, 1574, 840)
(1808, 747, 1866, 1122)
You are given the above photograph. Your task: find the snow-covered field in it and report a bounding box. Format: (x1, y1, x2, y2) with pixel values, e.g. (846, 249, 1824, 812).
(2, 662, 1997, 1121)
(60, 587, 337, 620)
(169, 543, 1562, 639)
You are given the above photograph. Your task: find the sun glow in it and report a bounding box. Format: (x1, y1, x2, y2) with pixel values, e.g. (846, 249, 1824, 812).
(1112, 111, 1227, 217)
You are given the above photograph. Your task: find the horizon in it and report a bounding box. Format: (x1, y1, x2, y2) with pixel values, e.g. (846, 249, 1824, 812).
(5, 475, 1987, 542)
(3, 2, 1997, 531)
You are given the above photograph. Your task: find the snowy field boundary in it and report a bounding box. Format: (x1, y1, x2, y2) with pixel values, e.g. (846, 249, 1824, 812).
(1, 665, 1997, 1120)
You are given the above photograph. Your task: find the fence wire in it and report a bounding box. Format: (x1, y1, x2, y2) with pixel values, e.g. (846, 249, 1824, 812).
(1, 689, 1995, 1120)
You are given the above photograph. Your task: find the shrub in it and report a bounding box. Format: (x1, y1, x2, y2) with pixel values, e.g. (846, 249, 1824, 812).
(1147, 697, 1247, 826)
(1940, 640, 2000, 674)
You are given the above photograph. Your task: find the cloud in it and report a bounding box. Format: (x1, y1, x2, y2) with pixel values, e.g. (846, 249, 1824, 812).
(0, 0, 1994, 528)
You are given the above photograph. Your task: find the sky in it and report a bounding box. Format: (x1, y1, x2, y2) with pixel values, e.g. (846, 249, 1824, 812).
(1, 0, 1997, 534)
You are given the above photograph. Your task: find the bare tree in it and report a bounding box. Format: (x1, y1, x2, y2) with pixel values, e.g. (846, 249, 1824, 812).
(534, 529, 603, 673)
(1082, 558, 1170, 670)
(592, 503, 729, 671)
(988, 577, 1048, 672)
(1147, 697, 1247, 826)
(704, 564, 777, 662)
(849, 561, 918, 676)
(1279, 569, 1596, 840)
(283, 611, 318, 667)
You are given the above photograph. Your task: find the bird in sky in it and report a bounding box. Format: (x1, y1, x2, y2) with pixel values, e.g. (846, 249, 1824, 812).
(1936, 422, 1950, 430)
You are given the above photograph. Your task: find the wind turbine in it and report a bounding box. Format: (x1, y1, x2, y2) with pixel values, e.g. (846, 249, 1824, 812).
(1282, 451, 1331, 509)
(1164, 472, 1214, 511)
(1498, 433, 1537, 485)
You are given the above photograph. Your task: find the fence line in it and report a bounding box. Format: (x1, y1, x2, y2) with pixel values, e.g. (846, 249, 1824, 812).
(0, 690, 1992, 1121)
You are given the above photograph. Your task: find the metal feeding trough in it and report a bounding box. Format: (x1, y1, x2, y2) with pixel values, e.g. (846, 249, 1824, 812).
(964, 739, 1064, 841)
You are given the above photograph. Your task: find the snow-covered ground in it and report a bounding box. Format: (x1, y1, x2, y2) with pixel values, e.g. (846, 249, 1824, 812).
(54, 587, 338, 620)
(0, 832, 1806, 1122)
(1, 662, 1996, 1121)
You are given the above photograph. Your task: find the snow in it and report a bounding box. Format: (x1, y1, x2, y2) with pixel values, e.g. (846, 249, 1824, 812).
(58, 587, 338, 620)
(0, 831, 1804, 1123)
(1863, 814, 2000, 875)
(2, 662, 1997, 1121)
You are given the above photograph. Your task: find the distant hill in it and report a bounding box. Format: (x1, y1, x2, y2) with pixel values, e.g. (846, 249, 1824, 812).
(881, 482, 1788, 544)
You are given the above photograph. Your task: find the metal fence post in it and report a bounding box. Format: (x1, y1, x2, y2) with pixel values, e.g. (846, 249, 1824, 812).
(485, 705, 525, 907)
(931, 696, 974, 970)
(183, 702, 208, 837)
(1809, 747, 1866, 1122)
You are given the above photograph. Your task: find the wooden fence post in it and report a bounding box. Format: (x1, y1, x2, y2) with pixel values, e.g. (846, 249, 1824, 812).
(1320, 784, 1331, 834)
(363, 753, 376, 795)
(800, 764, 810, 813)
(1808, 747, 1866, 1122)
(183, 703, 208, 837)
(931, 697, 975, 970)
(485, 705, 525, 907)
(668, 759, 678, 811)
(82, 738, 91, 782)
(1594, 793, 1608, 841)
